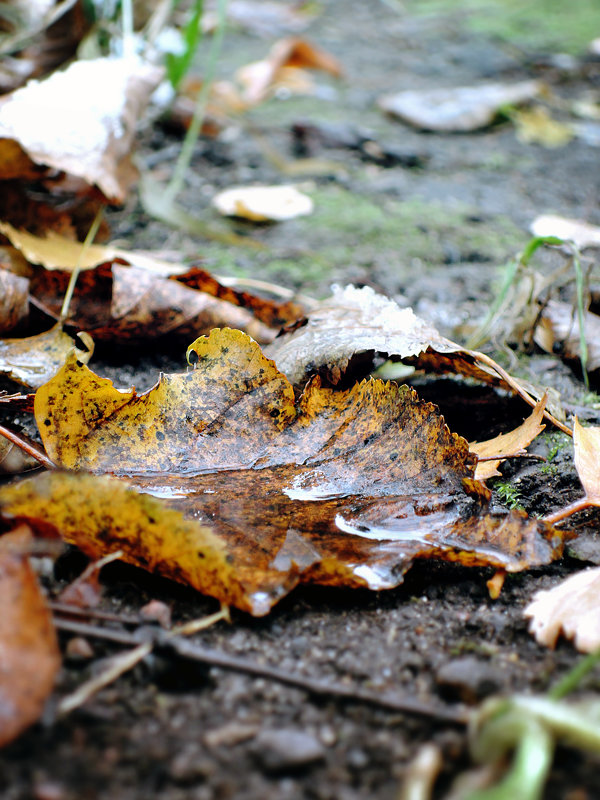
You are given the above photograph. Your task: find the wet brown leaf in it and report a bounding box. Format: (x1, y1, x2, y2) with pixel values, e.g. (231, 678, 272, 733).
(471, 396, 547, 481)
(0, 527, 61, 747)
(534, 299, 600, 373)
(263, 285, 569, 436)
(28, 263, 281, 344)
(0, 329, 570, 615)
(0, 0, 88, 93)
(0, 56, 163, 202)
(0, 268, 28, 334)
(0, 324, 93, 389)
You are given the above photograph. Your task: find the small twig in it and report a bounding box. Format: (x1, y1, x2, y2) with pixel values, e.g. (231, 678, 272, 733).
(0, 424, 55, 469)
(53, 617, 468, 724)
(57, 641, 153, 716)
(49, 602, 144, 626)
(471, 351, 572, 437)
(170, 604, 230, 636)
(543, 497, 596, 525)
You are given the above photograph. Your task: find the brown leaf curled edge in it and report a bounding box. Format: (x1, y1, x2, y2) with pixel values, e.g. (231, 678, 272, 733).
(0, 329, 570, 615)
(0, 528, 61, 746)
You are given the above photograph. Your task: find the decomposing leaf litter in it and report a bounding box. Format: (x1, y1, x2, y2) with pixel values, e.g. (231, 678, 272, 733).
(0, 328, 571, 615)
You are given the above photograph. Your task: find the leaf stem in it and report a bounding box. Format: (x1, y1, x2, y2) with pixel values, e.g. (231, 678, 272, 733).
(543, 496, 594, 525)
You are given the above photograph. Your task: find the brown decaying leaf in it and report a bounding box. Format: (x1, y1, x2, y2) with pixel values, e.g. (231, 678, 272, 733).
(0, 527, 61, 747)
(524, 566, 600, 652)
(0, 329, 570, 615)
(27, 263, 280, 344)
(0, 0, 89, 93)
(573, 418, 600, 502)
(534, 299, 600, 372)
(263, 285, 570, 438)
(0, 56, 163, 201)
(470, 395, 546, 481)
(0, 268, 28, 334)
(378, 81, 541, 132)
(0, 324, 93, 389)
(236, 36, 343, 105)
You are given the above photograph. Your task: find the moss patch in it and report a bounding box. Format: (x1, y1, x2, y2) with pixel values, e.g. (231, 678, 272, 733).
(406, 0, 599, 55)
(202, 185, 526, 293)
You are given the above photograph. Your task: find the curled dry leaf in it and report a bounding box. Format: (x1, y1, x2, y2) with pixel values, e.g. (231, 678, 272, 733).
(534, 300, 600, 372)
(236, 36, 343, 105)
(0, 527, 61, 747)
(470, 396, 546, 481)
(530, 215, 600, 250)
(0, 56, 163, 201)
(573, 418, 600, 502)
(0, 221, 189, 275)
(524, 567, 600, 652)
(28, 263, 285, 344)
(378, 81, 541, 132)
(212, 185, 314, 222)
(0, 268, 28, 334)
(0, 329, 570, 615)
(0, 325, 93, 389)
(263, 285, 566, 432)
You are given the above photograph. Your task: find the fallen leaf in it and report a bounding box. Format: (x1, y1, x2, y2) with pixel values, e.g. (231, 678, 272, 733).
(470, 396, 546, 481)
(573, 418, 600, 502)
(0, 268, 28, 334)
(530, 215, 600, 250)
(0, 0, 88, 93)
(0, 527, 61, 747)
(0, 329, 570, 615)
(212, 185, 314, 221)
(512, 107, 574, 148)
(534, 300, 600, 372)
(378, 81, 541, 132)
(0, 325, 93, 389)
(0, 221, 189, 274)
(236, 37, 343, 105)
(262, 285, 567, 434)
(0, 56, 163, 202)
(524, 567, 600, 651)
(27, 263, 281, 344)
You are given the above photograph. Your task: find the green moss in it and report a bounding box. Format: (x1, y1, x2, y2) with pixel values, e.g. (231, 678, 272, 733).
(200, 186, 525, 292)
(494, 480, 525, 511)
(406, 0, 599, 55)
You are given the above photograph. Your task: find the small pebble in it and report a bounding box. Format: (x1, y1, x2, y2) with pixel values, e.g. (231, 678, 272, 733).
(252, 729, 325, 772)
(435, 656, 505, 704)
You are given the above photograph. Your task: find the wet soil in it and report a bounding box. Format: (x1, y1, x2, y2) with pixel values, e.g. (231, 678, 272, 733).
(3, 1, 600, 798)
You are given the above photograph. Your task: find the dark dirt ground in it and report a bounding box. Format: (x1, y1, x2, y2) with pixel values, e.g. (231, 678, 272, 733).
(2, 1, 600, 798)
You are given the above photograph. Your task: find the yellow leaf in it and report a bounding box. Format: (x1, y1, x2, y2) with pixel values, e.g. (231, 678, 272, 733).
(471, 395, 546, 481)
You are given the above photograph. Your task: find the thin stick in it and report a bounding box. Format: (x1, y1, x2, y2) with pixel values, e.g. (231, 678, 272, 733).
(0, 424, 54, 469)
(57, 641, 153, 715)
(170, 604, 230, 636)
(53, 617, 468, 724)
(471, 351, 572, 437)
(59, 207, 105, 323)
(543, 497, 595, 525)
